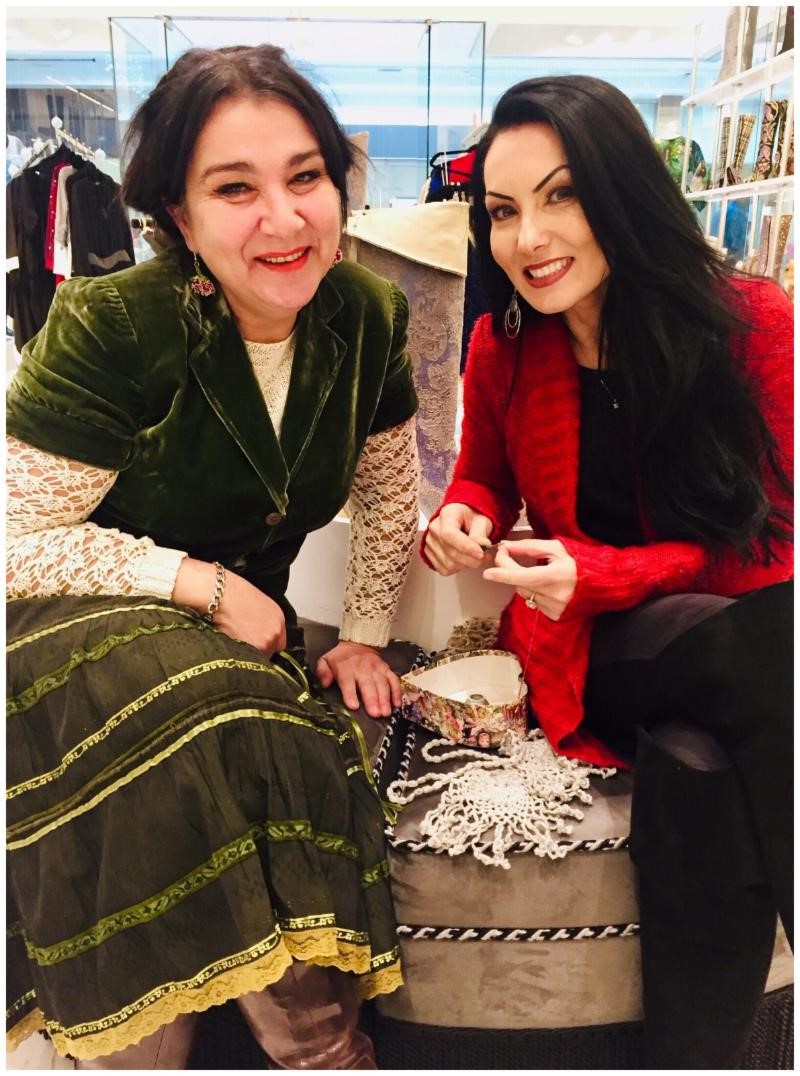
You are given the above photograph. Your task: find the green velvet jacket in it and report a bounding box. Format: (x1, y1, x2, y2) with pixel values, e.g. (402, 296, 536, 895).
(7, 246, 418, 627)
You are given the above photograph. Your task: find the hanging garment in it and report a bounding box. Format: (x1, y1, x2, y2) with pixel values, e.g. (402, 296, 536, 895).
(43, 162, 70, 273)
(426, 148, 476, 203)
(6, 143, 81, 348)
(654, 136, 706, 191)
(66, 164, 135, 277)
(52, 164, 76, 279)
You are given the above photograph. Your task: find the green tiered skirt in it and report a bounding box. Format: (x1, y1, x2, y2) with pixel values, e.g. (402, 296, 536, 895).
(7, 595, 401, 1061)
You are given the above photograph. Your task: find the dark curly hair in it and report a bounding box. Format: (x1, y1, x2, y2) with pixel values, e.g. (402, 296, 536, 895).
(122, 44, 354, 239)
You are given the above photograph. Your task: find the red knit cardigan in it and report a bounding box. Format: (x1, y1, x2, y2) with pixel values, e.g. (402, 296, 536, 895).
(424, 276, 793, 768)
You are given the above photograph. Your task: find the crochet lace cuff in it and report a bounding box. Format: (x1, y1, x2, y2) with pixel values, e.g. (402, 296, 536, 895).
(6, 436, 186, 599)
(340, 417, 420, 648)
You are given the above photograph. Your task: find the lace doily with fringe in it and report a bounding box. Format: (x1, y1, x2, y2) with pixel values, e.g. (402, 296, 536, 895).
(387, 729, 615, 869)
(390, 617, 616, 869)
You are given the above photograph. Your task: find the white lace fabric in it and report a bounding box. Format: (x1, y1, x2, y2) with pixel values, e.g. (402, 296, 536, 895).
(387, 730, 616, 868)
(341, 416, 420, 647)
(6, 437, 185, 599)
(6, 336, 419, 643)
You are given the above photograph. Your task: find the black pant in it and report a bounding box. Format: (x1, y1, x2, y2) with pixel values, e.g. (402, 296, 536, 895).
(582, 582, 793, 1068)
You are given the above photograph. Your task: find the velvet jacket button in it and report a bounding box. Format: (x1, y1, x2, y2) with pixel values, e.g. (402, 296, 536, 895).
(265, 511, 284, 526)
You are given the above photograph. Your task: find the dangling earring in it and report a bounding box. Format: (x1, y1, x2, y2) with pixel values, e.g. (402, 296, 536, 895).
(504, 289, 521, 339)
(331, 248, 343, 267)
(190, 252, 216, 297)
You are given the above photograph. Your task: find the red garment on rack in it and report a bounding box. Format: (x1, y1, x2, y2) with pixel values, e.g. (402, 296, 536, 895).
(44, 162, 68, 275)
(444, 148, 475, 184)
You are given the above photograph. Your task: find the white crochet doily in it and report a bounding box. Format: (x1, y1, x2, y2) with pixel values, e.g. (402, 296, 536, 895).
(386, 729, 615, 869)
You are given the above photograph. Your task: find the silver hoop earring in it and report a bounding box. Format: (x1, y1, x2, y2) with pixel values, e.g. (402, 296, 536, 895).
(504, 290, 521, 339)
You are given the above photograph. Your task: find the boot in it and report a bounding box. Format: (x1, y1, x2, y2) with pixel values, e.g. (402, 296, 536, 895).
(772, 213, 793, 282)
(749, 100, 782, 181)
(236, 961, 377, 1069)
(716, 6, 757, 83)
(755, 210, 774, 275)
(779, 5, 794, 53)
(74, 1011, 198, 1069)
(653, 581, 793, 944)
(725, 112, 756, 185)
(713, 115, 731, 187)
(769, 100, 789, 177)
(630, 727, 777, 1069)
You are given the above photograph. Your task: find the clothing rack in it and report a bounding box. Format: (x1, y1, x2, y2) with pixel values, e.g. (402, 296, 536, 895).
(8, 118, 133, 349)
(51, 116, 106, 161)
(8, 138, 57, 178)
(426, 146, 477, 204)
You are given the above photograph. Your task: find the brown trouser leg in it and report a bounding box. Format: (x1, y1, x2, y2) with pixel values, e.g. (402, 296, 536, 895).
(236, 962, 377, 1069)
(74, 1011, 199, 1070)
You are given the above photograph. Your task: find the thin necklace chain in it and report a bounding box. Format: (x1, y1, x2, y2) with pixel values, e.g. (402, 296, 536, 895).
(596, 371, 620, 410)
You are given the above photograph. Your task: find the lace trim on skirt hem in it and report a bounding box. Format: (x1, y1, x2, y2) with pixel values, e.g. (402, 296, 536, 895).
(358, 962, 403, 1001)
(9, 932, 402, 1061)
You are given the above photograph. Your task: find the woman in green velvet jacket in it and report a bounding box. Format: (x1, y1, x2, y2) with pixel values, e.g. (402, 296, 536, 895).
(6, 45, 419, 1068)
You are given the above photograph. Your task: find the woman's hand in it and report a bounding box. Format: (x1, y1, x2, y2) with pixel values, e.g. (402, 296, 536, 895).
(482, 538, 578, 621)
(316, 640, 402, 719)
(424, 503, 494, 576)
(173, 557, 287, 657)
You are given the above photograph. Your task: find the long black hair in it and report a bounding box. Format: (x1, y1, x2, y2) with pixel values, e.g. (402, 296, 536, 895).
(471, 75, 792, 562)
(122, 44, 355, 239)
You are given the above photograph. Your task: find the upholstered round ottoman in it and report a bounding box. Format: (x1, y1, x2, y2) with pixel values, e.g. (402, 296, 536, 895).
(371, 716, 794, 1070)
(182, 623, 791, 1070)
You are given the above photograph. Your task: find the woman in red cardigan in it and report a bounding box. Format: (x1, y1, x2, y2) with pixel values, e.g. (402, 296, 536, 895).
(424, 76, 792, 1069)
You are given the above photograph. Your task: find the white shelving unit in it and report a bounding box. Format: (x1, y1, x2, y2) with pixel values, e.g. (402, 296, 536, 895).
(685, 174, 794, 204)
(682, 47, 794, 109)
(680, 12, 794, 281)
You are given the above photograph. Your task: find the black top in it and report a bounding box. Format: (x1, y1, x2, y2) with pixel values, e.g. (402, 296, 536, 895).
(575, 366, 645, 547)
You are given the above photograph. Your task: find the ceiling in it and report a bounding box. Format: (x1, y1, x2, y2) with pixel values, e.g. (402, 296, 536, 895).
(6, 5, 730, 59)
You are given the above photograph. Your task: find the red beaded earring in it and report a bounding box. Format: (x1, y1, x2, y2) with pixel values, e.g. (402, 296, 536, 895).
(190, 252, 216, 297)
(331, 248, 343, 267)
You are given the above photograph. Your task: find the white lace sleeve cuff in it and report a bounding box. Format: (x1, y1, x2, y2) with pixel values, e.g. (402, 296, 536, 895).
(340, 417, 420, 648)
(6, 436, 187, 600)
(134, 546, 188, 600)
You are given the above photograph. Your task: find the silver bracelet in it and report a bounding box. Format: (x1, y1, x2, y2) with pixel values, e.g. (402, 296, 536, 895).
(204, 561, 226, 622)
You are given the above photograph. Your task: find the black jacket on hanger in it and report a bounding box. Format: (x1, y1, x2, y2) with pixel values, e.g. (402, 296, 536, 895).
(67, 165, 135, 278)
(7, 146, 134, 349)
(6, 143, 82, 349)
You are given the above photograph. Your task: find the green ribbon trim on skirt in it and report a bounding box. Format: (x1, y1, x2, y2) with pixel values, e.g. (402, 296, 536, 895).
(8, 708, 341, 850)
(8, 658, 292, 801)
(23, 819, 361, 968)
(6, 603, 200, 654)
(7, 620, 213, 717)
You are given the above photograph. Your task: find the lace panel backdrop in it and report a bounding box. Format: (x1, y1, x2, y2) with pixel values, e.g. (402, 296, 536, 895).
(346, 202, 469, 518)
(347, 132, 370, 212)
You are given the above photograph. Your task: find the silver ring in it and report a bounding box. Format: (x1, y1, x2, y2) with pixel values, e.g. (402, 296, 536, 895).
(525, 592, 538, 609)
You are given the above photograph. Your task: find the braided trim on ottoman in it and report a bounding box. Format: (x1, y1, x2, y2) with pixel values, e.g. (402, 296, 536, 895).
(395, 922, 639, 942)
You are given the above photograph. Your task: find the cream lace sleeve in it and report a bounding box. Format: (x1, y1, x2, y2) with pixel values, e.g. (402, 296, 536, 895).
(340, 417, 420, 647)
(6, 436, 187, 600)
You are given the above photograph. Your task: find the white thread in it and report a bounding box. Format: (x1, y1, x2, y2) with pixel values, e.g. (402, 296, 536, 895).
(386, 730, 615, 869)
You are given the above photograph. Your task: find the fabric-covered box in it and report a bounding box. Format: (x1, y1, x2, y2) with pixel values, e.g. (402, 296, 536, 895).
(400, 649, 527, 747)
